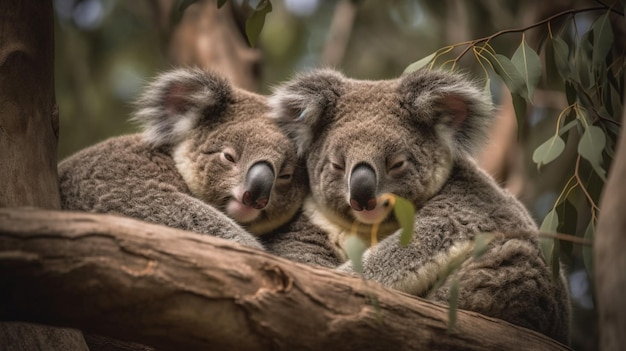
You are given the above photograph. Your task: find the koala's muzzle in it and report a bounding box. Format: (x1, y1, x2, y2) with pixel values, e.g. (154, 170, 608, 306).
(243, 161, 275, 210)
(349, 163, 377, 211)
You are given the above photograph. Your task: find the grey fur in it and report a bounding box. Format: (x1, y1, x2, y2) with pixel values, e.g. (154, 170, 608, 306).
(263, 68, 570, 344)
(59, 68, 307, 248)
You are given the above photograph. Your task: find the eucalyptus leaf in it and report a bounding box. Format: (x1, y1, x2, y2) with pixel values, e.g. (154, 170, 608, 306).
(344, 235, 367, 274)
(539, 209, 558, 265)
(511, 39, 542, 101)
(483, 77, 492, 102)
(404, 52, 438, 74)
(552, 37, 571, 80)
(565, 81, 577, 106)
(484, 51, 528, 98)
(591, 13, 614, 70)
(217, 0, 228, 8)
(512, 93, 527, 140)
(245, 0, 272, 47)
(583, 220, 594, 280)
(559, 119, 578, 136)
(472, 233, 493, 259)
(532, 135, 566, 170)
(392, 195, 416, 246)
(575, 32, 594, 89)
(578, 125, 607, 181)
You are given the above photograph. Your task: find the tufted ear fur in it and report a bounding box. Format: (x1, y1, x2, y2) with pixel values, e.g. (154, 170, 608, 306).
(269, 68, 345, 157)
(398, 69, 494, 158)
(132, 67, 232, 147)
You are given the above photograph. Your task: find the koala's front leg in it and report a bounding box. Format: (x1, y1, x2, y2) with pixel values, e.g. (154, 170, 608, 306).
(337, 216, 471, 296)
(98, 185, 265, 250)
(262, 211, 345, 268)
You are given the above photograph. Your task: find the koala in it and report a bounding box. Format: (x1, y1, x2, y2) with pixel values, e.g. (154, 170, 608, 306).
(58, 68, 307, 249)
(262, 68, 570, 343)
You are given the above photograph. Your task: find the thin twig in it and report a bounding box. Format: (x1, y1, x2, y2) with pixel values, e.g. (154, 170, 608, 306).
(538, 231, 593, 246)
(454, 6, 609, 62)
(574, 154, 600, 217)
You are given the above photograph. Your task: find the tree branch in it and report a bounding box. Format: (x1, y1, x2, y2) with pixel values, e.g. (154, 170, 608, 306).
(0, 207, 571, 351)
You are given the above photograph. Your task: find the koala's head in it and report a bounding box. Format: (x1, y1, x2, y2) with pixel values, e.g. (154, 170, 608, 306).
(133, 68, 307, 235)
(270, 68, 493, 235)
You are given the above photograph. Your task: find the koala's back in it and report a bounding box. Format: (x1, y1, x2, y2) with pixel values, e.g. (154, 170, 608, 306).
(59, 134, 188, 215)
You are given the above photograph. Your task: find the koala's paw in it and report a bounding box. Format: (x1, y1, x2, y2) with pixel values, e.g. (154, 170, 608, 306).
(230, 234, 265, 251)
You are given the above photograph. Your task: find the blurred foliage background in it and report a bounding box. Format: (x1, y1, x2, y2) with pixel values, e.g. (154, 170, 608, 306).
(54, 0, 625, 349)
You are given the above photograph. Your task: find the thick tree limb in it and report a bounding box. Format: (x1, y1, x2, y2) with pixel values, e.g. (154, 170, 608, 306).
(595, 88, 626, 351)
(0, 208, 570, 351)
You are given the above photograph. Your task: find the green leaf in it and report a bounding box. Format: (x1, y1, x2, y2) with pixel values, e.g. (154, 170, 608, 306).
(393, 195, 416, 246)
(559, 119, 578, 136)
(578, 125, 607, 181)
(539, 209, 558, 264)
(591, 13, 614, 70)
(472, 233, 493, 259)
(511, 39, 542, 101)
(344, 235, 367, 274)
(532, 135, 566, 170)
(484, 51, 528, 98)
(448, 277, 459, 331)
(565, 81, 577, 105)
(217, 0, 228, 8)
(404, 52, 438, 74)
(245, 0, 273, 47)
(583, 220, 594, 280)
(552, 37, 571, 80)
(512, 93, 527, 140)
(575, 32, 594, 89)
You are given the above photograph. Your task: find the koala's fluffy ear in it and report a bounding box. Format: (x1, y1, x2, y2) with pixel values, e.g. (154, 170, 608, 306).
(399, 69, 494, 158)
(269, 69, 345, 157)
(132, 68, 232, 147)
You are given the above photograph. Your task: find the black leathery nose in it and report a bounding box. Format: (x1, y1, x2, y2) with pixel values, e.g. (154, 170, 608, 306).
(349, 163, 377, 211)
(243, 161, 274, 209)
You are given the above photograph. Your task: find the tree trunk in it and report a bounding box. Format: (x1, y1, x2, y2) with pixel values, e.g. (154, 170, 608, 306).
(0, 208, 570, 351)
(0, 0, 59, 208)
(0, 1, 90, 350)
(595, 89, 626, 351)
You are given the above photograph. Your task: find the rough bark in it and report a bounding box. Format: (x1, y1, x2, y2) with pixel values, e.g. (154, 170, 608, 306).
(595, 89, 626, 351)
(0, 0, 59, 208)
(0, 1, 90, 349)
(0, 207, 571, 351)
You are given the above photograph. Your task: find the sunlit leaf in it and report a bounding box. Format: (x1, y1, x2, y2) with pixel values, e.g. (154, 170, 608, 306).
(591, 13, 614, 70)
(404, 52, 438, 74)
(245, 0, 272, 47)
(484, 51, 528, 98)
(578, 125, 607, 181)
(552, 37, 571, 80)
(511, 38, 542, 101)
(392, 195, 416, 246)
(472, 233, 493, 259)
(448, 278, 459, 331)
(539, 209, 558, 264)
(583, 220, 594, 280)
(344, 235, 367, 274)
(559, 119, 578, 136)
(532, 135, 566, 170)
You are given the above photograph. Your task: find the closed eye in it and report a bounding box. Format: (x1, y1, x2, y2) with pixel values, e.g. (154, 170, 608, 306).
(331, 162, 344, 171)
(390, 161, 404, 170)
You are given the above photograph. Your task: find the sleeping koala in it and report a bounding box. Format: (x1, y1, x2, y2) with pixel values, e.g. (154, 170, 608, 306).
(262, 68, 570, 343)
(59, 68, 307, 249)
